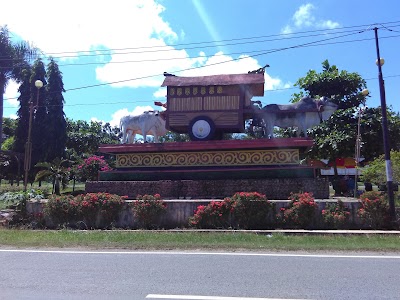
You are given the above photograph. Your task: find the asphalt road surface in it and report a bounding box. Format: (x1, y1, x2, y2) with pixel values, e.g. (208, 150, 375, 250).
(1, 249, 400, 300)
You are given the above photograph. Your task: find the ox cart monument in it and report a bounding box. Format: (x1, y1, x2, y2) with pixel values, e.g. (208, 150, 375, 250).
(87, 70, 330, 199)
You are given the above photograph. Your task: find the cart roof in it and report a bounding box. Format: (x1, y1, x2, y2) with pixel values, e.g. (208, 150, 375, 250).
(161, 73, 265, 96)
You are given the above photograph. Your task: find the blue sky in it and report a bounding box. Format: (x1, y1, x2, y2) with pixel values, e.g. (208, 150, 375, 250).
(2, 0, 399, 128)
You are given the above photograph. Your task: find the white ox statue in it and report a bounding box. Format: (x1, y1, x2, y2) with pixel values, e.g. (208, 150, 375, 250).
(260, 96, 338, 138)
(120, 111, 167, 143)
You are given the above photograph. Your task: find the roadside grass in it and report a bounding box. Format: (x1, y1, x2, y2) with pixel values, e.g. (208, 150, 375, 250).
(0, 229, 399, 252)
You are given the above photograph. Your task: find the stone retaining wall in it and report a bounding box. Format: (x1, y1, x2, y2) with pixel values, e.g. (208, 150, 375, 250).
(85, 178, 329, 200)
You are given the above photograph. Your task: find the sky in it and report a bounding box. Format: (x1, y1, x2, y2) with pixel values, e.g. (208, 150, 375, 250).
(2, 0, 399, 128)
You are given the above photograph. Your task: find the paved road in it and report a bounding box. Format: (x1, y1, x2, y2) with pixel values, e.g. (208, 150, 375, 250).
(1, 249, 400, 299)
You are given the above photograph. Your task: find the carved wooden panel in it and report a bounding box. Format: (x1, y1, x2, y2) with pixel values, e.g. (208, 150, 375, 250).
(116, 149, 299, 168)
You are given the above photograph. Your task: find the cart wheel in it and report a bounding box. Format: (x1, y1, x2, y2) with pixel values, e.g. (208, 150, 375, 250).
(189, 116, 215, 141)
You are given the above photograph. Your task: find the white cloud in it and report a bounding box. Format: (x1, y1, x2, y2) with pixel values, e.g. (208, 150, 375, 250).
(153, 88, 167, 99)
(318, 20, 340, 29)
(4, 80, 20, 107)
(281, 3, 340, 33)
(293, 3, 315, 28)
(1, 0, 176, 60)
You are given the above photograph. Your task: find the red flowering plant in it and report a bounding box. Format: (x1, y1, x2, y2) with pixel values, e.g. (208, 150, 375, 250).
(231, 192, 274, 229)
(189, 198, 234, 229)
(75, 192, 126, 228)
(279, 192, 318, 228)
(75, 155, 112, 181)
(131, 194, 167, 229)
(44, 193, 126, 228)
(322, 200, 351, 229)
(357, 191, 390, 229)
(44, 194, 78, 226)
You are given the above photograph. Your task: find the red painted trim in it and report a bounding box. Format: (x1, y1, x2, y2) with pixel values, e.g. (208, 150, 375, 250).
(99, 138, 314, 154)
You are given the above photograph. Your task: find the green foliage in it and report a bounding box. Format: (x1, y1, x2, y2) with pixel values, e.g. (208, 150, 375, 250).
(66, 119, 120, 157)
(44, 58, 67, 161)
(322, 200, 351, 229)
(13, 68, 32, 155)
(34, 158, 71, 195)
(131, 194, 167, 229)
(279, 192, 318, 228)
(189, 198, 234, 229)
(0, 25, 37, 149)
(294, 59, 367, 109)
(231, 192, 274, 229)
(30, 59, 48, 167)
(361, 150, 400, 185)
(357, 191, 390, 229)
(0, 189, 45, 211)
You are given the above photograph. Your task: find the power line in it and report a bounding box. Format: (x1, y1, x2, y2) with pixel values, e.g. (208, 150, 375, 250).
(4, 74, 399, 109)
(26, 21, 400, 57)
(2, 21, 400, 62)
(2, 23, 399, 106)
(39, 34, 400, 67)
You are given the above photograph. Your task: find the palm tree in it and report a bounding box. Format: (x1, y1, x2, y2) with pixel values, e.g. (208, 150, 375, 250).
(34, 158, 71, 195)
(0, 25, 37, 149)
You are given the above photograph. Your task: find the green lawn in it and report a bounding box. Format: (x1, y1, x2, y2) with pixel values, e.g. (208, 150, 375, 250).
(0, 229, 399, 252)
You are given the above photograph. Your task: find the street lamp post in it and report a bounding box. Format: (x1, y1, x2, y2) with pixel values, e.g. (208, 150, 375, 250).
(373, 27, 396, 220)
(23, 79, 43, 192)
(354, 89, 368, 198)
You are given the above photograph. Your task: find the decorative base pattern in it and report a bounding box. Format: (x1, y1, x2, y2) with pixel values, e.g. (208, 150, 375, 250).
(116, 149, 299, 168)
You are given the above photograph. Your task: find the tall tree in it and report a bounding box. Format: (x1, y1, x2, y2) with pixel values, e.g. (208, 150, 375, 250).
(13, 68, 32, 154)
(30, 59, 47, 166)
(294, 59, 367, 109)
(292, 60, 369, 174)
(0, 25, 36, 149)
(66, 119, 120, 159)
(45, 58, 67, 161)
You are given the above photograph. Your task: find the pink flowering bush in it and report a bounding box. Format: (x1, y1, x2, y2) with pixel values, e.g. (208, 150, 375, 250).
(189, 198, 234, 229)
(44, 192, 126, 228)
(279, 192, 318, 228)
(189, 192, 273, 229)
(231, 192, 274, 229)
(44, 194, 77, 225)
(322, 200, 351, 229)
(357, 191, 390, 229)
(76, 155, 112, 181)
(74, 192, 126, 227)
(131, 194, 167, 229)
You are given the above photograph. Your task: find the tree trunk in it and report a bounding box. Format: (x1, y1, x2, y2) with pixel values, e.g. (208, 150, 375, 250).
(55, 178, 61, 195)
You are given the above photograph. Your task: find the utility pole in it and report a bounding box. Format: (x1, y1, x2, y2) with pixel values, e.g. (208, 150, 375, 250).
(373, 27, 396, 221)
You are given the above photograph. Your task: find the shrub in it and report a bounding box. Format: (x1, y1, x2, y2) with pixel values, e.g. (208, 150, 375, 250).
(44, 194, 78, 225)
(75, 155, 112, 181)
(231, 192, 274, 229)
(74, 192, 125, 228)
(131, 194, 167, 229)
(44, 192, 126, 228)
(279, 192, 318, 228)
(189, 198, 234, 229)
(0, 189, 45, 212)
(357, 191, 390, 229)
(322, 200, 351, 229)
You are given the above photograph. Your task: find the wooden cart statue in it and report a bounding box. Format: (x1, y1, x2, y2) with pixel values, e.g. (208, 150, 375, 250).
(160, 71, 265, 141)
